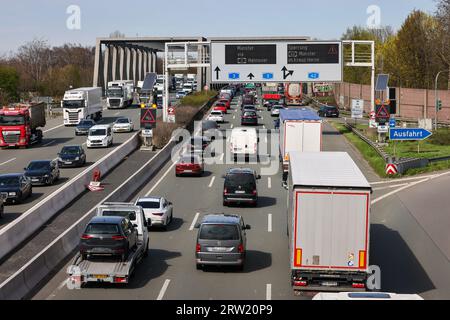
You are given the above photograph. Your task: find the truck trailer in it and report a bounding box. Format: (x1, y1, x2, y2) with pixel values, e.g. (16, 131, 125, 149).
(62, 87, 103, 125)
(285, 83, 303, 106)
(68, 202, 149, 285)
(0, 102, 46, 147)
(288, 152, 372, 293)
(279, 108, 322, 182)
(106, 80, 134, 109)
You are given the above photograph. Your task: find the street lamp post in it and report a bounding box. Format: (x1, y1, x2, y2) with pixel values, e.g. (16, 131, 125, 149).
(434, 70, 448, 131)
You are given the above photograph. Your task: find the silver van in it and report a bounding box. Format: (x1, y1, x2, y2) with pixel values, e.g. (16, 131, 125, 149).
(195, 214, 251, 271)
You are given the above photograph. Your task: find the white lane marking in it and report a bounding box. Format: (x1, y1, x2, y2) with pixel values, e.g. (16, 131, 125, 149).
(208, 176, 216, 188)
(43, 140, 55, 147)
(261, 116, 264, 121)
(233, 115, 236, 119)
(157, 279, 171, 300)
(268, 177, 272, 189)
(43, 124, 64, 133)
(114, 112, 120, 116)
(264, 136, 268, 143)
(373, 183, 409, 191)
(220, 153, 224, 161)
(371, 170, 450, 204)
(369, 174, 438, 185)
(263, 125, 266, 129)
(189, 212, 200, 231)
(266, 284, 272, 300)
(230, 124, 234, 129)
(82, 142, 86, 146)
(145, 161, 177, 196)
(0, 158, 16, 166)
(268, 214, 272, 233)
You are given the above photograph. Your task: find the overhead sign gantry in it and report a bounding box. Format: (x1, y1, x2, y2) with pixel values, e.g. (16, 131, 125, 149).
(210, 41, 343, 83)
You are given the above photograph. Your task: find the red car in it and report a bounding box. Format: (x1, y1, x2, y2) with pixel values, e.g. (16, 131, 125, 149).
(218, 99, 231, 109)
(214, 103, 227, 113)
(175, 154, 204, 177)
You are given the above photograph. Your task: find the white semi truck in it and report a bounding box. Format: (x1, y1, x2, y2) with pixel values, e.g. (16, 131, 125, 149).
(279, 108, 322, 183)
(106, 80, 134, 109)
(288, 152, 372, 293)
(68, 202, 150, 285)
(62, 87, 103, 125)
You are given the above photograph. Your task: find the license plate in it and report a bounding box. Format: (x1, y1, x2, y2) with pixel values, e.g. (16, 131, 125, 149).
(65, 161, 72, 164)
(235, 190, 245, 194)
(184, 170, 193, 173)
(94, 275, 108, 279)
(321, 281, 338, 287)
(209, 247, 228, 252)
(32, 179, 39, 182)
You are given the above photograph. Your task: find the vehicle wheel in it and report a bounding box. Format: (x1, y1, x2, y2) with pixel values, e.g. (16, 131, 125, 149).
(223, 201, 227, 207)
(143, 240, 149, 258)
(196, 264, 202, 270)
(29, 187, 33, 197)
(237, 263, 244, 271)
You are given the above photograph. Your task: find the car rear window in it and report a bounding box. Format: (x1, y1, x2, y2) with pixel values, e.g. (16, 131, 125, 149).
(226, 173, 256, 188)
(101, 210, 136, 220)
(199, 224, 240, 240)
(136, 201, 160, 209)
(85, 223, 120, 234)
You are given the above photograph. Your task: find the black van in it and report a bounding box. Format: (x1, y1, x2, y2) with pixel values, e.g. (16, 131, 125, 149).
(222, 168, 261, 207)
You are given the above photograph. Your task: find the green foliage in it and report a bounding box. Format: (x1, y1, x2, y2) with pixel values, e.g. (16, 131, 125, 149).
(429, 128, 450, 146)
(180, 90, 217, 107)
(0, 65, 19, 103)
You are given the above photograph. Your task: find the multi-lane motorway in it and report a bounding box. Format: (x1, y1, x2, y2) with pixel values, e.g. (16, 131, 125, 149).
(31, 93, 450, 300)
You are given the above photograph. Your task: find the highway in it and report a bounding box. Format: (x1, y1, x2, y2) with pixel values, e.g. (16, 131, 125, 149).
(0, 93, 178, 229)
(30, 93, 450, 300)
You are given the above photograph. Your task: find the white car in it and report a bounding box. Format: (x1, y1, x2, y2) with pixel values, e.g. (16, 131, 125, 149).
(207, 110, 224, 123)
(176, 91, 187, 99)
(113, 117, 134, 133)
(135, 196, 173, 230)
(271, 105, 285, 117)
(86, 125, 113, 148)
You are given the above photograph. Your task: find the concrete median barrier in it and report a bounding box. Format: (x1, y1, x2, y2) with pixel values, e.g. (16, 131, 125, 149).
(0, 132, 140, 261)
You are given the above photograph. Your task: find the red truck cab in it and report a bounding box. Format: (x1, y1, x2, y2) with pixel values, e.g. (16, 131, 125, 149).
(0, 103, 46, 147)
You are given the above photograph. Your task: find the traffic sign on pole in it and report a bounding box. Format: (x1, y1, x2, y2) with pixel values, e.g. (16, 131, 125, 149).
(389, 128, 433, 141)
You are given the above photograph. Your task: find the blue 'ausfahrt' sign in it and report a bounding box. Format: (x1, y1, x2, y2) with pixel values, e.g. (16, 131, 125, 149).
(389, 128, 433, 141)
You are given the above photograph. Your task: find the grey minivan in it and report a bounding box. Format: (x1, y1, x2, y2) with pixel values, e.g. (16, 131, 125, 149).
(195, 214, 251, 271)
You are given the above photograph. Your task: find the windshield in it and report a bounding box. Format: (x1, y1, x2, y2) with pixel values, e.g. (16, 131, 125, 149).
(89, 129, 106, 136)
(78, 120, 94, 126)
(226, 173, 255, 188)
(0, 176, 20, 186)
(61, 146, 80, 155)
(0, 115, 26, 126)
(116, 118, 129, 124)
(27, 161, 50, 171)
(199, 224, 239, 240)
(107, 88, 123, 97)
(63, 100, 84, 108)
(85, 223, 120, 235)
(101, 210, 136, 221)
(211, 111, 222, 115)
(136, 200, 160, 209)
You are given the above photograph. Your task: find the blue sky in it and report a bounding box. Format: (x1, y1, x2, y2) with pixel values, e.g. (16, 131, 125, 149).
(0, 0, 437, 55)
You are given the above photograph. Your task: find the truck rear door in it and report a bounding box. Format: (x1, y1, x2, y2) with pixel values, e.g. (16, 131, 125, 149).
(293, 189, 369, 271)
(302, 122, 322, 152)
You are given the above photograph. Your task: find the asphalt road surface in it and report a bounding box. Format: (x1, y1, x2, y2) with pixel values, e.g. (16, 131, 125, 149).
(32, 96, 450, 300)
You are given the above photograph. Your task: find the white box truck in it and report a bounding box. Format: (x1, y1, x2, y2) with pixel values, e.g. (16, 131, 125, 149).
(279, 108, 322, 182)
(62, 87, 103, 125)
(288, 152, 372, 293)
(106, 80, 134, 109)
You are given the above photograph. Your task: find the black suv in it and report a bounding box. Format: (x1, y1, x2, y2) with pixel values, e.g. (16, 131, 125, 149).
(79, 216, 138, 261)
(318, 105, 339, 118)
(223, 168, 261, 207)
(241, 111, 258, 126)
(24, 160, 60, 186)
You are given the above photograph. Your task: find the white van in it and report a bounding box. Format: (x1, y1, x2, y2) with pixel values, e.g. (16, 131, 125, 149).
(87, 124, 113, 148)
(230, 127, 258, 159)
(182, 83, 193, 94)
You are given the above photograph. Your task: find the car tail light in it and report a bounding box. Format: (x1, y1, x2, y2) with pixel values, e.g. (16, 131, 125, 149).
(238, 244, 244, 253)
(114, 277, 127, 283)
(80, 234, 93, 240)
(112, 235, 125, 240)
(352, 283, 365, 289)
(153, 212, 164, 216)
(196, 243, 201, 252)
(293, 280, 308, 287)
(252, 189, 257, 195)
(223, 188, 228, 195)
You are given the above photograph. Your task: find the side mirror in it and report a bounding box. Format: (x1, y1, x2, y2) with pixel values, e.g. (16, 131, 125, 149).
(257, 175, 262, 180)
(194, 223, 201, 229)
(245, 224, 251, 230)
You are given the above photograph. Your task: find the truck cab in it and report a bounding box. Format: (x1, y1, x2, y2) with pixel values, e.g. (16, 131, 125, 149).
(106, 81, 134, 109)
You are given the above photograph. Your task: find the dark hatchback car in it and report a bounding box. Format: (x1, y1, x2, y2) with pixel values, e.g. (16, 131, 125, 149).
(57, 145, 86, 168)
(241, 111, 258, 126)
(223, 168, 261, 207)
(24, 160, 60, 186)
(0, 173, 32, 204)
(195, 214, 251, 270)
(79, 216, 138, 261)
(318, 105, 340, 118)
(75, 119, 96, 135)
